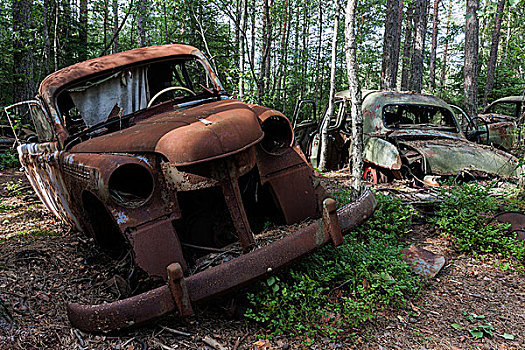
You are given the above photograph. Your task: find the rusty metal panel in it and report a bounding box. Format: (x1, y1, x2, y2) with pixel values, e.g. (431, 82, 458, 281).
(18, 142, 82, 230)
(69, 100, 264, 167)
(130, 218, 187, 279)
(363, 136, 402, 170)
(400, 139, 522, 177)
(401, 245, 445, 278)
(256, 145, 320, 223)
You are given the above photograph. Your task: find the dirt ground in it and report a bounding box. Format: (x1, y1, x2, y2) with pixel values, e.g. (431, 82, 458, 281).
(0, 168, 524, 349)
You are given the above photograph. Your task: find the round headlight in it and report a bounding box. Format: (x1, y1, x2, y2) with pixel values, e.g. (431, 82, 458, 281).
(108, 164, 154, 207)
(260, 115, 294, 155)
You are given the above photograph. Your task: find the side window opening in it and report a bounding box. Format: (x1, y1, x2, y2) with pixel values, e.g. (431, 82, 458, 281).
(383, 104, 458, 132)
(4, 101, 53, 143)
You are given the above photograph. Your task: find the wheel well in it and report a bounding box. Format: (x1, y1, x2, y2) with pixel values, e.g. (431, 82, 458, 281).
(82, 191, 127, 257)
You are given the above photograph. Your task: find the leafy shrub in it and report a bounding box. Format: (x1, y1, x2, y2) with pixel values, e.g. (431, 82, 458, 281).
(0, 149, 20, 170)
(432, 183, 525, 261)
(245, 193, 420, 338)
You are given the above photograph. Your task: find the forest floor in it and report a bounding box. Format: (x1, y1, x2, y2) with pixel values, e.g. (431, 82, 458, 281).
(0, 168, 524, 350)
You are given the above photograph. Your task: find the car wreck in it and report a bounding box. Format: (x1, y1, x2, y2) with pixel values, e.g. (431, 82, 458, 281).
(477, 95, 524, 150)
(5, 45, 376, 332)
(294, 90, 524, 183)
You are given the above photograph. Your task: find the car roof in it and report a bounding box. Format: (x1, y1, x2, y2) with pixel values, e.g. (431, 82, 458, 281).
(38, 44, 201, 102)
(335, 90, 452, 110)
(489, 95, 525, 104)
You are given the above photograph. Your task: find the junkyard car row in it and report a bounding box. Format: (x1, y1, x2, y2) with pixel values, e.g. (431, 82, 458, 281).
(5, 45, 523, 333)
(295, 90, 523, 183)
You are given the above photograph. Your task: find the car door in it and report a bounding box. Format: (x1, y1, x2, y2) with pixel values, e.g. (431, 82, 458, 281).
(4, 100, 81, 229)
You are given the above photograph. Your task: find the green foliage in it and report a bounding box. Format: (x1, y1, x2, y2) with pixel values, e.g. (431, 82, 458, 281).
(245, 193, 420, 339)
(0, 198, 15, 211)
(4, 179, 23, 196)
(432, 183, 525, 261)
(0, 149, 20, 170)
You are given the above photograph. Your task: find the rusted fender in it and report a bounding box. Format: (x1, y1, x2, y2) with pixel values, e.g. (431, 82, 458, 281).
(67, 188, 377, 333)
(363, 136, 402, 170)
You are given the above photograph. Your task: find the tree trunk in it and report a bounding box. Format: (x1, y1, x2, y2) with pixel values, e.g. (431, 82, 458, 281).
(381, 0, 401, 90)
(428, 0, 439, 91)
(79, 0, 88, 61)
(345, 0, 363, 195)
(483, 0, 505, 108)
(54, 0, 59, 71)
(440, 0, 452, 89)
(258, 0, 271, 103)
(113, 0, 119, 53)
(314, 0, 323, 104)
(12, 0, 34, 103)
(103, 0, 108, 52)
(238, 0, 247, 99)
(42, 0, 51, 75)
(408, 0, 428, 93)
(319, 0, 340, 171)
(400, 2, 414, 90)
(464, 0, 479, 118)
(300, 3, 309, 98)
(137, 0, 147, 47)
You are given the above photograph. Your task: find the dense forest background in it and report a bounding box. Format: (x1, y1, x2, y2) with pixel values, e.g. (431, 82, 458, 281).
(1, 0, 525, 118)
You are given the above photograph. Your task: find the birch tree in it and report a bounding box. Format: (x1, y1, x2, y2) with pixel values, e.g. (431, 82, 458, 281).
(345, 0, 363, 194)
(319, 0, 340, 171)
(464, 0, 479, 117)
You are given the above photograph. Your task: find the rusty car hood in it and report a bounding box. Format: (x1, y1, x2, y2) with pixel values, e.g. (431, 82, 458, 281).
(70, 100, 264, 166)
(399, 139, 522, 177)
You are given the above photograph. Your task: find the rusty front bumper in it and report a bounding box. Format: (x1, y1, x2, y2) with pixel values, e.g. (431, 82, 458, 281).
(67, 189, 377, 332)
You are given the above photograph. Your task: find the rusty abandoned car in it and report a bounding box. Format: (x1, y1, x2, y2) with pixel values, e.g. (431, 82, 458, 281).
(294, 90, 524, 183)
(5, 45, 376, 332)
(477, 95, 524, 150)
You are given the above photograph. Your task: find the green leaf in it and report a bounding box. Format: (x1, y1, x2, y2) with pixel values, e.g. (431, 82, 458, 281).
(271, 284, 280, 292)
(502, 333, 515, 340)
(470, 329, 484, 339)
(267, 276, 275, 286)
(451, 323, 464, 330)
(465, 14, 473, 20)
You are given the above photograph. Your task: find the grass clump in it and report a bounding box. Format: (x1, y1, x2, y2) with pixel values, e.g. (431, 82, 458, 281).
(245, 193, 420, 339)
(432, 182, 525, 261)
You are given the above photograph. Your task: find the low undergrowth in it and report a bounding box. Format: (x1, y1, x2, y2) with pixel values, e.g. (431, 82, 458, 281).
(432, 182, 525, 262)
(245, 193, 421, 339)
(0, 149, 20, 170)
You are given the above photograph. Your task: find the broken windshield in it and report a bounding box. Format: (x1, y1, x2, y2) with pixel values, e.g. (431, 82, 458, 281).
(56, 57, 216, 135)
(383, 104, 459, 133)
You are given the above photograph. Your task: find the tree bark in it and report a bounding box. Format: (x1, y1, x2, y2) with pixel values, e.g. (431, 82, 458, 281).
(483, 0, 505, 108)
(440, 0, 452, 89)
(408, 0, 428, 93)
(400, 2, 414, 90)
(12, 0, 34, 103)
(79, 0, 88, 61)
(319, 0, 340, 171)
(345, 0, 363, 195)
(428, 0, 439, 91)
(42, 0, 51, 75)
(238, 0, 247, 99)
(381, 0, 401, 90)
(464, 0, 480, 118)
(258, 0, 271, 103)
(113, 0, 119, 53)
(137, 0, 147, 47)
